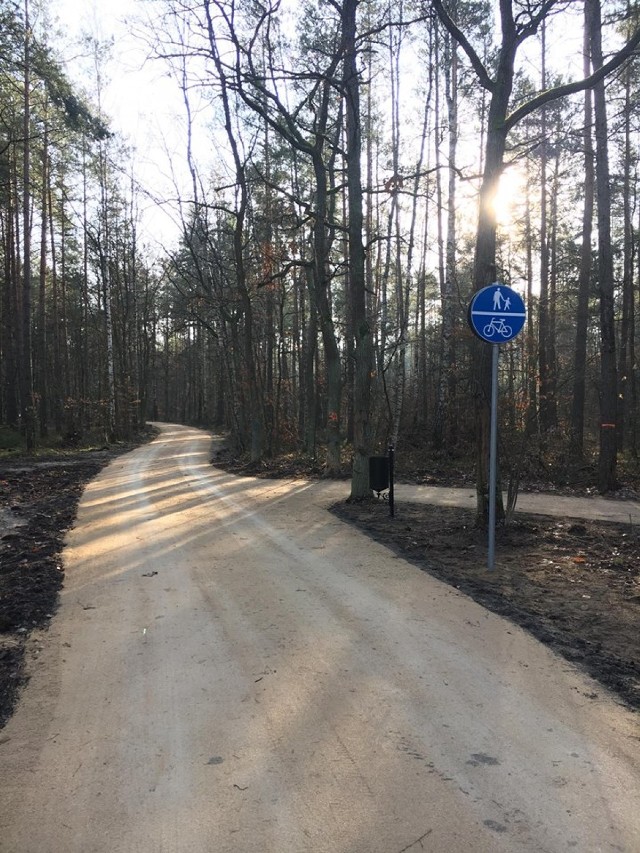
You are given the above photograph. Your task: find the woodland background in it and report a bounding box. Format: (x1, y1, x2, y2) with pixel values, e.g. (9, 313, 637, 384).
(2, 0, 640, 508)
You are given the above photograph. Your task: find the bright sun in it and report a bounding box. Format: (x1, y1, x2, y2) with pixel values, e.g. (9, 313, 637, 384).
(490, 166, 526, 227)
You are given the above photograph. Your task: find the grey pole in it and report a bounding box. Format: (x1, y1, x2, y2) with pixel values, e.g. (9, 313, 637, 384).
(488, 343, 499, 571)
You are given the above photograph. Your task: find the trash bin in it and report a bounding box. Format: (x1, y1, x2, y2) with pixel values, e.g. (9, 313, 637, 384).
(369, 456, 389, 493)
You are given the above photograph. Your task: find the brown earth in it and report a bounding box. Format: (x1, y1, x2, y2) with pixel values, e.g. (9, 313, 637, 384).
(1, 441, 638, 730)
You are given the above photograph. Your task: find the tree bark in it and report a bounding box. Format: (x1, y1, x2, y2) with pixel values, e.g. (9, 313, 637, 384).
(470, 50, 513, 526)
(570, 15, 594, 458)
(36, 115, 49, 439)
(343, 0, 372, 499)
(618, 56, 634, 454)
(20, 0, 35, 450)
(538, 23, 553, 435)
(588, 0, 618, 491)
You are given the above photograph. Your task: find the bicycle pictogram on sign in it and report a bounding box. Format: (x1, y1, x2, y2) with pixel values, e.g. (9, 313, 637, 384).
(482, 317, 513, 339)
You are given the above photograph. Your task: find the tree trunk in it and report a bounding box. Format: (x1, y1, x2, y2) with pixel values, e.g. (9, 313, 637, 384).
(301, 266, 318, 456)
(433, 22, 447, 449)
(547, 115, 560, 429)
(343, 0, 372, 499)
(570, 17, 594, 458)
(472, 75, 513, 525)
(524, 162, 538, 434)
(588, 0, 618, 491)
(20, 0, 35, 450)
(2, 164, 20, 428)
(50, 183, 64, 433)
(311, 151, 342, 475)
(618, 58, 633, 453)
(36, 117, 49, 439)
(442, 23, 459, 448)
(538, 25, 552, 435)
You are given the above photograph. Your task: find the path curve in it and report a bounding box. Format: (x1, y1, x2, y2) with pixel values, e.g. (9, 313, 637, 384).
(0, 424, 638, 852)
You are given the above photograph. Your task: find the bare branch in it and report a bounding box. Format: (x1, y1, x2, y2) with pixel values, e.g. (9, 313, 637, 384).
(505, 27, 640, 131)
(430, 0, 494, 92)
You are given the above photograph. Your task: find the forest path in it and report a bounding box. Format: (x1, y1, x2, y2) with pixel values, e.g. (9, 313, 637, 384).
(0, 423, 638, 853)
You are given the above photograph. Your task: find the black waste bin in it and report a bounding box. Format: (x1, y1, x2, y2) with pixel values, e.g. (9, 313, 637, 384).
(369, 456, 389, 493)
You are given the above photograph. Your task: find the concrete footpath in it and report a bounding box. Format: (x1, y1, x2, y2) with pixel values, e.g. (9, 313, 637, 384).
(397, 483, 640, 524)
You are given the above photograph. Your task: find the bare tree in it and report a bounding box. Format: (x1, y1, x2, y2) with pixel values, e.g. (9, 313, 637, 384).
(431, 0, 640, 519)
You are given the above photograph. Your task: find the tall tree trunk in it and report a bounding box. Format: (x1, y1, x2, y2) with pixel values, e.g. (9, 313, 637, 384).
(538, 23, 552, 435)
(588, 0, 618, 491)
(99, 202, 116, 442)
(388, 6, 408, 451)
(433, 22, 447, 448)
(442, 22, 459, 448)
(263, 113, 276, 456)
(406, 45, 432, 436)
(20, 0, 35, 450)
(36, 117, 49, 439)
(301, 265, 318, 456)
(618, 58, 633, 453)
(364, 41, 376, 441)
(415, 208, 430, 429)
(471, 72, 513, 525)
(630, 187, 639, 457)
(2, 166, 19, 428)
(344, 0, 372, 499)
(547, 116, 560, 428)
(571, 16, 594, 458)
(524, 162, 538, 434)
(50, 183, 64, 433)
(311, 150, 342, 475)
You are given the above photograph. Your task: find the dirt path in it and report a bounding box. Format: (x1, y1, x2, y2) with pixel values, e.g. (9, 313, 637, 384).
(0, 424, 638, 852)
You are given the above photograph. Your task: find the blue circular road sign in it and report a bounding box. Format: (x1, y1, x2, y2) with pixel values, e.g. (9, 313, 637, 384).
(468, 283, 526, 343)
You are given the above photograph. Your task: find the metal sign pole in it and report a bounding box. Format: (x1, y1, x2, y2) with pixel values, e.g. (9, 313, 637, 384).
(488, 343, 499, 571)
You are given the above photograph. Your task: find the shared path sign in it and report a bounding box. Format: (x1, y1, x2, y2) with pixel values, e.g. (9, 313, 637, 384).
(467, 282, 526, 572)
(468, 284, 526, 343)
